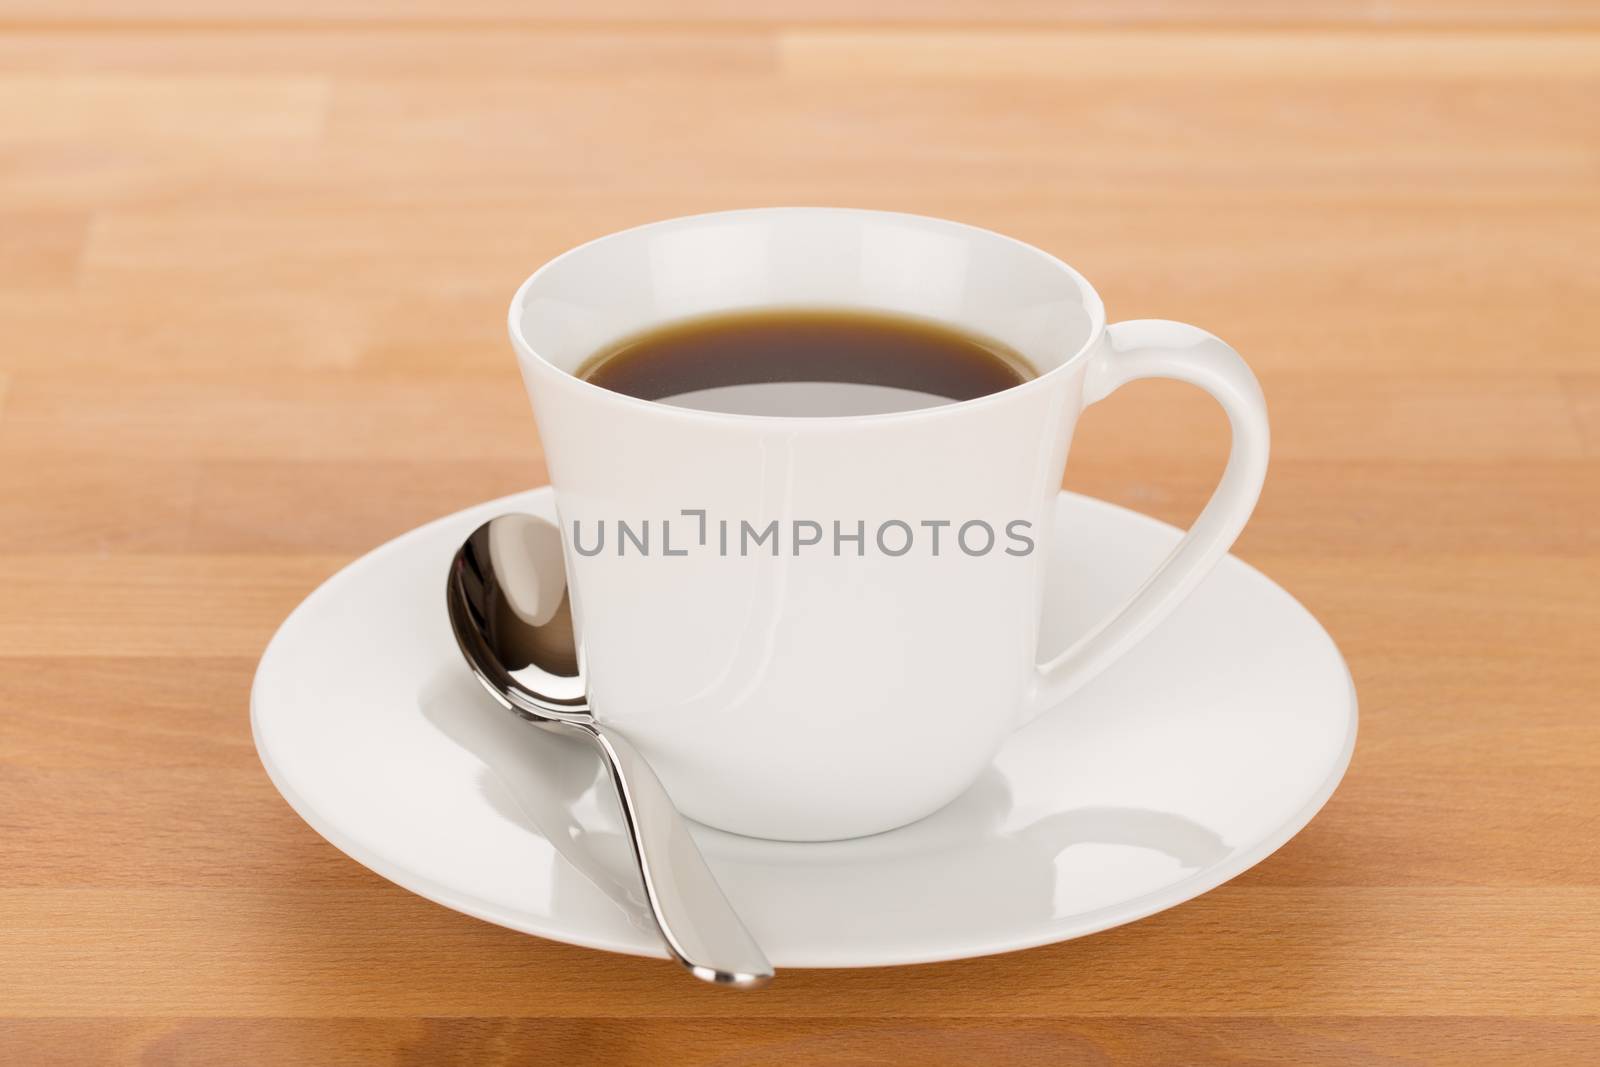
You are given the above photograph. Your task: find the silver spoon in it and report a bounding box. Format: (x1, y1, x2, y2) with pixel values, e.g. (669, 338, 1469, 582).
(446, 512, 773, 987)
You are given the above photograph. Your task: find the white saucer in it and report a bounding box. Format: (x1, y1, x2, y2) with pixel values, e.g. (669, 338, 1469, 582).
(252, 488, 1356, 968)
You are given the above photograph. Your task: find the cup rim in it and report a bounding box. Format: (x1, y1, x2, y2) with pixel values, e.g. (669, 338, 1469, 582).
(507, 207, 1107, 426)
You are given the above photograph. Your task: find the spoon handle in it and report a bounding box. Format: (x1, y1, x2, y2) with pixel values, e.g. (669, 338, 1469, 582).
(580, 722, 774, 987)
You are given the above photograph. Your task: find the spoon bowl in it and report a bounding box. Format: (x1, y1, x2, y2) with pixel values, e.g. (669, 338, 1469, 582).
(446, 513, 774, 987)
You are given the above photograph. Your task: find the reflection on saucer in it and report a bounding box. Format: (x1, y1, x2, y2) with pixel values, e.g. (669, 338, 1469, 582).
(419, 669, 652, 931)
(421, 665, 1230, 941)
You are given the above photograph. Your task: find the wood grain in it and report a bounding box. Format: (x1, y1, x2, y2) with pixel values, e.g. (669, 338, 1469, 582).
(2, 5, 1597, 1064)
(2, 0, 1599, 28)
(3, 888, 1597, 1016)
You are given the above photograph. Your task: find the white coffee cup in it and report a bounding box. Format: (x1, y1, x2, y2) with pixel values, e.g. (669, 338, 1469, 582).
(509, 208, 1268, 842)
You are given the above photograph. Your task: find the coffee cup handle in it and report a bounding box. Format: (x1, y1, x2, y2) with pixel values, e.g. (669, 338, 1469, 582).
(1024, 319, 1271, 722)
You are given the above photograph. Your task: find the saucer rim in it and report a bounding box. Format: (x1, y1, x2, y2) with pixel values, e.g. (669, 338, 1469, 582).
(251, 487, 1357, 968)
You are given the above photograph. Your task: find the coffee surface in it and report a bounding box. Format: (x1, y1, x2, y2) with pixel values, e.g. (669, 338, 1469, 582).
(577, 308, 1036, 417)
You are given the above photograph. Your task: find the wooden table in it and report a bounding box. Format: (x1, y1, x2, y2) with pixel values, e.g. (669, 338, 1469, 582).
(3, 3, 1597, 1063)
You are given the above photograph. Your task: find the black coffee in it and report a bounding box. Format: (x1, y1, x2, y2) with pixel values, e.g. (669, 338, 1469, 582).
(577, 308, 1036, 417)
